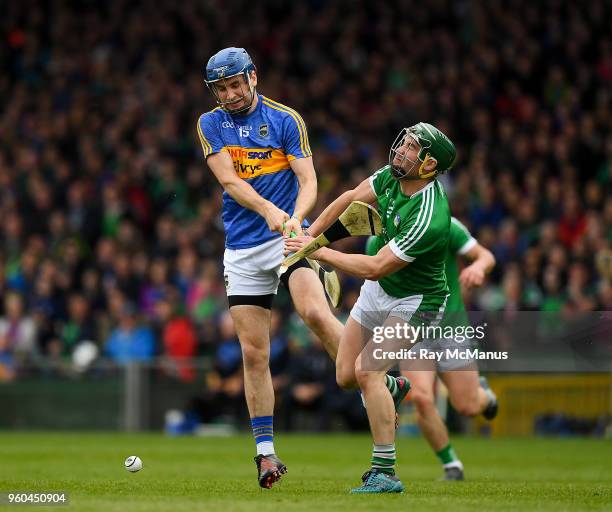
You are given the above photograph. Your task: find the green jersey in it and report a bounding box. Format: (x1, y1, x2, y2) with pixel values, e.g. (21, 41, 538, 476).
(368, 166, 450, 300)
(445, 217, 477, 313)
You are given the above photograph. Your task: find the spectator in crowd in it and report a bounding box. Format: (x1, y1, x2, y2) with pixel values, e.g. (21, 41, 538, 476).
(155, 293, 198, 382)
(0, 292, 38, 380)
(49, 292, 97, 358)
(104, 303, 156, 364)
(139, 257, 170, 320)
(185, 260, 225, 347)
(269, 309, 291, 400)
(283, 333, 367, 432)
(190, 311, 245, 424)
(174, 247, 199, 300)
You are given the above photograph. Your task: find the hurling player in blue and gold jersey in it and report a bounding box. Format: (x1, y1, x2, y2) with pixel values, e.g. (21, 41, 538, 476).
(196, 47, 345, 489)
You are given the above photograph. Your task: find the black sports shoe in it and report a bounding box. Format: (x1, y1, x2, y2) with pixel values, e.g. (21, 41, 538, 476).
(254, 454, 287, 489)
(443, 466, 465, 481)
(479, 376, 498, 420)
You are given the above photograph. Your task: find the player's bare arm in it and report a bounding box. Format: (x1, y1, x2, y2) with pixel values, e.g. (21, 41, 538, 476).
(284, 239, 407, 281)
(459, 243, 495, 288)
(283, 156, 317, 236)
(307, 177, 376, 237)
(206, 151, 290, 234)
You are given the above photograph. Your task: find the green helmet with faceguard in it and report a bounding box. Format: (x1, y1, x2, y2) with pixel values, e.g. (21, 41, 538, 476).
(389, 122, 457, 180)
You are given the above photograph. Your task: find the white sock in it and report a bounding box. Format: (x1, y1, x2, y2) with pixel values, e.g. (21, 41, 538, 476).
(443, 460, 464, 470)
(257, 441, 275, 456)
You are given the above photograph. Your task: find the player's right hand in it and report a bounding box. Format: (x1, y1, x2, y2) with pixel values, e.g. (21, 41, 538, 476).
(283, 234, 314, 256)
(264, 204, 290, 234)
(459, 264, 485, 288)
(281, 216, 302, 238)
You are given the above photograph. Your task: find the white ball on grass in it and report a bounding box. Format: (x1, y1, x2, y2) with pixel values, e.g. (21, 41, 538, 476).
(124, 455, 143, 472)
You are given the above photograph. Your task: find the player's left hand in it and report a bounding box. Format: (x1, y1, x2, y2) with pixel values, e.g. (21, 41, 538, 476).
(283, 234, 314, 256)
(282, 216, 303, 238)
(459, 264, 485, 288)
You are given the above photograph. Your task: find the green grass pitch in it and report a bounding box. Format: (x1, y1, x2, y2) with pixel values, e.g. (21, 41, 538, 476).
(0, 433, 610, 511)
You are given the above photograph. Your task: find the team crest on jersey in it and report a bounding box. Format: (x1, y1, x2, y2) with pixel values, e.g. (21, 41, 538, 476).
(259, 124, 269, 137)
(224, 274, 229, 289)
(394, 214, 401, 227)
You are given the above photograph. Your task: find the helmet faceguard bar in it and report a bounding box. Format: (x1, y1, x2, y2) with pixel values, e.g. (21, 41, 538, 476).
(389, 122, 456, 179)
(205, 71, 256, 114)
(389, 129, 423, 180)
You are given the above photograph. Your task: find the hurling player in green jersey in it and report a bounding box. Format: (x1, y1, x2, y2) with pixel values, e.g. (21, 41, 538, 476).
(367, 216, 498, 481)
(286, 122, 456, 494)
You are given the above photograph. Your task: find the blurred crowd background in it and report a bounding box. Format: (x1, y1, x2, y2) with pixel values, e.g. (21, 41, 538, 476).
(0, 0, 610, 427)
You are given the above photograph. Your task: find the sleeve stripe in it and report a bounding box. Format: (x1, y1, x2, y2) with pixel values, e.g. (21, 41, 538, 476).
(262, 97, 311, 157)
(262, 98, 309, 156)
(389, 240, 415, 262)
(368, 175, 377, 195)
(457, 237, 477, 255)
(263, 97, 310, 149)
(263, 98, 305, 152)
(396, 189, 430, 251)
(401, 187, 435, 252)
(396, 187, 431, 249)
(196, 117, 213, 156)
(369, 165, 388, 194)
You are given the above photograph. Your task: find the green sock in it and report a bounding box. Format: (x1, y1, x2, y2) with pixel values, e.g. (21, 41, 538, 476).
(384, 374, 398, 397)
(436, 443, 459, 465)
(371, 443, 396, 474)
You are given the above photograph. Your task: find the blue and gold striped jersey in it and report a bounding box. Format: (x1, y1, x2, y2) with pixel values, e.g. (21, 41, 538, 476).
(197, 94, 312, 249)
